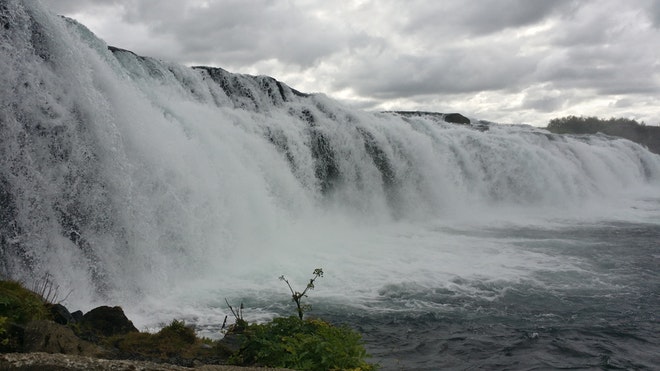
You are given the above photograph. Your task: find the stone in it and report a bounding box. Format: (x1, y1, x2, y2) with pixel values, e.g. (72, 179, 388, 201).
(70, 310, 83, 323)
(443, 113, 471, 125)
(79, 306, 138, 338)
(45, 303, 73, 325)
(21, 320, 104, 356)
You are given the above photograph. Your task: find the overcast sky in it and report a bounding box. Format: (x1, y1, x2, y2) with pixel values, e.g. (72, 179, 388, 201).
(44, 0, 660, 126)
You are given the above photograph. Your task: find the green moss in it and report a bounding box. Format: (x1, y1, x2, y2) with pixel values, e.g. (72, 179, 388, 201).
(0, 280, 50, 324)
(230, 316, 377, 371)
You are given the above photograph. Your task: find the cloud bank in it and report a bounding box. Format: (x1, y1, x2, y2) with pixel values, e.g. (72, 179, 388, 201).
(46, 0, 660, 126)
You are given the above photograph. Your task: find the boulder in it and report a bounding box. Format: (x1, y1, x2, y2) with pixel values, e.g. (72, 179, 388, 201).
(45, 303, 73, 325)
(79, 306, 138, 338)
(443, 113, 471, 125)
(71, 310, 83, 323)
(22, 320, 104, 356)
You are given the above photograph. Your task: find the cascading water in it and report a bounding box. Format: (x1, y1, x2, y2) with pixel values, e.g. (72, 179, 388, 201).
(2, 2, 660, 369)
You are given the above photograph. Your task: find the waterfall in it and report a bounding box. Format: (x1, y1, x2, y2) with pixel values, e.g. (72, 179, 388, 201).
(2, 1, 659, 312)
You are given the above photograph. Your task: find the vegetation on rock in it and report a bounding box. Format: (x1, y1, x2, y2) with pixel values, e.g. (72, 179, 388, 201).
(0, 280, 51, 325)
(229, 316, 376, 371)
(0, 280, 53, 351)
(225, 268, 377, 370)
(109, 319, 231, 366)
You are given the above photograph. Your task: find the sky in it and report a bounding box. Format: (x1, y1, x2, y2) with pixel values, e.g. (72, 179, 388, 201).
(43, 0, 660, 126)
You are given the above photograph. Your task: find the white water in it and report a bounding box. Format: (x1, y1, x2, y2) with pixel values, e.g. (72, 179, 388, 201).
(2, 1, 660, 331)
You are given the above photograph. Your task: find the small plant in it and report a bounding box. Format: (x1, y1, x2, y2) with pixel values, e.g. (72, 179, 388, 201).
(224, 298, 247, 333)
(30, 273, 72, 304)
(279, 268, 323, 320)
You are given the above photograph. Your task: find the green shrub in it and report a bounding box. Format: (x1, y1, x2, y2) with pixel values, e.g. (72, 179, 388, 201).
(231, 316, 377, 371)
(0, 280, 50, 324)
(157, 319, 196, 345)
(113, 319, 190, 358)
(111, 319, 226, 362)
(546, 115, 646, 135)
(0, 280, 53, 352)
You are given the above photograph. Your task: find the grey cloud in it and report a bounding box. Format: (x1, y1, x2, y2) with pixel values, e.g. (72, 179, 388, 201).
(529, 1, 660, 97)
(40, 0, 660, 125)
(46, 0, 123, 14)
(398, 0, 573, 36)
(520, 87, 573, 113)
(334, 47, 536, 98)
(121, 0, 187, 24)
(536, 43, 659, 95)
(548, 2, 627, 47)
(522, 96, 566, 113)
(537, 64, 659, 96)
(613, 98, 635, 108)
(112, 0, 368, 68)
(649, 1, 660, 27)
(46, 0, 358, 68)
(455, 0, 574, 35)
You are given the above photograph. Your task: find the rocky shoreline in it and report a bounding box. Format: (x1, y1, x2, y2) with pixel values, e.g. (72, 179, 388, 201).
(1, 280, 377, 370)
(1, 280, 281, 370)
(1, 304, 262, 370)
(0, 352, 291, 371)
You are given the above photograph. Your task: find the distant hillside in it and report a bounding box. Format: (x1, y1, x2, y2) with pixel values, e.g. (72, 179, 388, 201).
(545, 116, 660, 155)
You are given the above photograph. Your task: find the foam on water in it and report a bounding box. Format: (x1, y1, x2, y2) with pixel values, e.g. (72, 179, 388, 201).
(1, 2, 660, 339)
